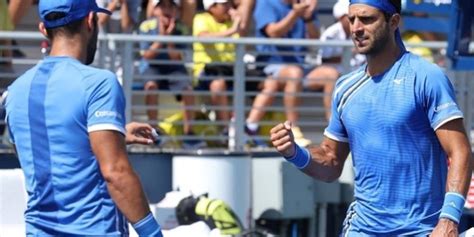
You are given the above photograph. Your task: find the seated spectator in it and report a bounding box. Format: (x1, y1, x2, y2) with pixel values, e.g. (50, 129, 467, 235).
(0, 0, 14, 135)
(0, 0, 14, 86)
(192, 0, 241, 135)
(305, 0, 364, 120)
(139, 0, 206, 149)
(96, 0, 141, 83)
(147, 0, 196, 32)
(249, 0, 329, 147)
(96, 0, 141, 33)
(7, 0, 32, 27)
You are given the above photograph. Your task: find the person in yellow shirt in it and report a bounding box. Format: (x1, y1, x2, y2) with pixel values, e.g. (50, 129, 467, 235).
(193, 0, 241, 130)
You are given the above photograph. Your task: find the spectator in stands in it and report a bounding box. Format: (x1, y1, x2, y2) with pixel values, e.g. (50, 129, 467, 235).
(96, 0, 140, 33)
(139, 0, 206, 149)
(8, 0, 33, 27)
(95, 0, 141, 83)
(0, 0, 14, 135)
(146, 0, 196, 32)
(249, 0, 324, 147)
(305, 0, 364, 120)
(192, 0, 241, 135)
(0, 0, 13, 70)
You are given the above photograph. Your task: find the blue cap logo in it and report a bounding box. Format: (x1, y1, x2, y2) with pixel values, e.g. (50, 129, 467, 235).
(39, 0, 111, 28)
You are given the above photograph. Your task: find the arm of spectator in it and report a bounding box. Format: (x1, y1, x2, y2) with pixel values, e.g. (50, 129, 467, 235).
(236, 0, 255, 36)
(304, 18, 320, 39)
(8, 0, 32, 27)
(180, 0, 197, 31)
(98, 0, 120, 27)
(264, 2, 308, 38)
(90, 130, 152, 223)
(119, 0, 135, 32)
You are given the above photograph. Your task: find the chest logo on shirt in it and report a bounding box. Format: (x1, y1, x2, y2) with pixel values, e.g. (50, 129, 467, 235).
(393, 78, 403, 85)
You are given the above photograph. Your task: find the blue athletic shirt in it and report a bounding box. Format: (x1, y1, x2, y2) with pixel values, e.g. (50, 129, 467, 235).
(253, 0, 319, 64)
(5, 56, 128, 236)
(325, 52, 463, 235)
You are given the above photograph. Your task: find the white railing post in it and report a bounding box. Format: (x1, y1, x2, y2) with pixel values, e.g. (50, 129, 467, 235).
(232, 44, 246, 151)
(121, 40, 134, 123)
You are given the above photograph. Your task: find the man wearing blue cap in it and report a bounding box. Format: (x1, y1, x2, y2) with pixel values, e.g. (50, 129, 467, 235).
(5, 0, 163, 236)
(270, 0, 472, 235)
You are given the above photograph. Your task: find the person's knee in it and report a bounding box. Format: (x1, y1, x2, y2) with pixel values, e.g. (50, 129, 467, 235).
(210, 79, 226, 92)
(261, 78, 279, 92)
(144, 81, 158, 90)
(280, 65, 304, 82)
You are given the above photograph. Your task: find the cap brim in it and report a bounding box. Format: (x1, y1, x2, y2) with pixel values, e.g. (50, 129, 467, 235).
(96, 7, 112, 15)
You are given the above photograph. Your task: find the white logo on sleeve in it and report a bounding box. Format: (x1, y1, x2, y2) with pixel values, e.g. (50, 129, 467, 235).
(434, 102, 457, 113)
(393, 78, 403, 85)
(95, 110, 122, 119)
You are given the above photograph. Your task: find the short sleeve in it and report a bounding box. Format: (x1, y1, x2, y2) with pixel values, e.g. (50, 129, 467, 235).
(253, 0, 278, 34)
(422, 72, 463, 130)
(193, 14, 210, 36)
(324, 86, 349, 142)
(87, 73, 126, 135)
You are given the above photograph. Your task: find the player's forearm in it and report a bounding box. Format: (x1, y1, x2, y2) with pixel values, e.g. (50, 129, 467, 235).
(446, 149, 472, 196)
(265, 11, 299, 38)
(302, 144, 345, 182)
(104, 167, 151, 223)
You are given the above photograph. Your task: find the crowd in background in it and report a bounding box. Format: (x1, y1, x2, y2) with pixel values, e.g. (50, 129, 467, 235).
(0, 0, 446, 149)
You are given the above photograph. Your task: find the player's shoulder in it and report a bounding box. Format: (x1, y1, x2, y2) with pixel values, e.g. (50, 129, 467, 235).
(8, 64, 40, 91)
(402, 52, 445, 79)
(333, 66, 367, 99)
(195, 12, 212, 21)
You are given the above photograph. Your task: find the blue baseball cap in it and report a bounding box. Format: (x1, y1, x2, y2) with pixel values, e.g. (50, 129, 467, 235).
(39, 0, 111, 28)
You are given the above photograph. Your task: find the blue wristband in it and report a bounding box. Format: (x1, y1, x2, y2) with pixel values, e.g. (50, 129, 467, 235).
(284, 144, 311, 169)
(132, 213, 163, 237)
(439, 192, 465, 224)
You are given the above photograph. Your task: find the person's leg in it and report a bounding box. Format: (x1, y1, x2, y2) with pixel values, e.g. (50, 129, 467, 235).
(209, 78, 230, 122)
(246, 77, 279, 124)
(144, 80, 159, 123)
(278, 65, 304, 124)
(304, 65, 339, 121)
(180, 85, 195, 135)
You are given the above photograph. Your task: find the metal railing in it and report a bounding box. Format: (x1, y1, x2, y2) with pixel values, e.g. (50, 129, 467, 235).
(0, 31, 473, 152)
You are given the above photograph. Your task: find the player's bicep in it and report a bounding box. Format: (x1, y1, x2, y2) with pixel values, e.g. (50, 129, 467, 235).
(90, 130, 129, 176)
(435, 118, 470, 159)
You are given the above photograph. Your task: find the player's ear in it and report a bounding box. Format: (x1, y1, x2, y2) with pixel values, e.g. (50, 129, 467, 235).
(390, 13, 401, 31)
(86, 12, 96, 32)
(38, 22, 49, 38)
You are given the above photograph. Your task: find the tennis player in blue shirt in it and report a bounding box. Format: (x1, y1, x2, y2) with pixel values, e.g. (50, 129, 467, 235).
(270, 0, 472, 236)
(5, 0, 163, 236)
